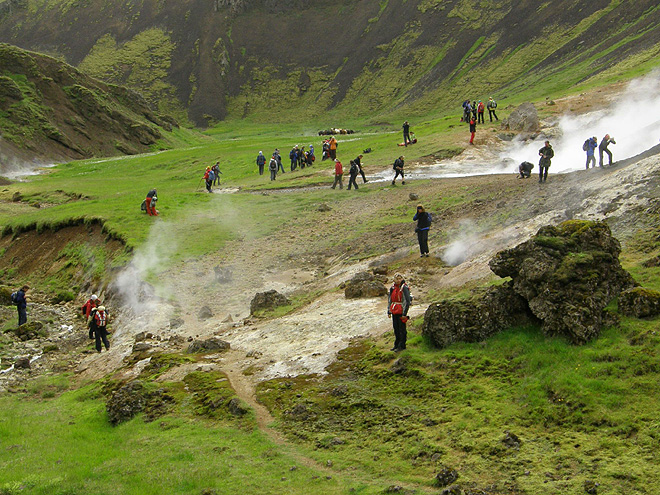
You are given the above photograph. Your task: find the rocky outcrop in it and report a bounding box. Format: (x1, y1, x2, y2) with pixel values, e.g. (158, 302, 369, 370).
(10, 321, 47, 341)
(186, 337, 231, 354)
(198, 306, 214, 320)
(344, 272, 387, 299)
(489, 220, 636, 343)
(106, 380, 147, 425)
(618, 287, 660, 318)
(422, 285, 536, 348)
(250, 290, 290, 315)
(501, 102, 540, 132)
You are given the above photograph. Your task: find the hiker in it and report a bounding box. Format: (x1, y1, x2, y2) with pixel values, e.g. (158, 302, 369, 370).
(487, 97, 498, 121)
(471, 101, 477, 121)
(469, 116, 476, 145)
(256, 151, 266, 175)
(328, 136, 338, 160)
(212, 162, 221, 185)
(403, 121, 412, 146)
(599, 134, 616, 167)
(409, 132, 417, 144)
(347, 160, 359, 190)
(322, 140, 330, 161)
(298, 146, 306, 170)
(269, 155, 278, 181)
(203, 167, 213, 193)
(331, 158, 344, 189)
(275, 149, 285, 174)
(392, 156, 405, 185)
(12, 285, 29, 326)
(91, 305, 110, 352)
(538, 140, 554, 183)
(413, 205, 432, 257)
(290, 147, 298, 171)
(387, 274, 412, 352)
(477, 100, 485, 124)
(308, 144, 315, 164)
(81, 294, 99, 323)
(584, 136, 598, 169)
(88, 306, 98, 339)
(462, 100, 471, 122)
(354, 154, 368, 183)
(145, 188, 158, 215)
(518, 161, 534, 179)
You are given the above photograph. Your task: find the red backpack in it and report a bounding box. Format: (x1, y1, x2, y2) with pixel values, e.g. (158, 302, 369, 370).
(389, 283, 407, 315)
(94, 310, 107, 327)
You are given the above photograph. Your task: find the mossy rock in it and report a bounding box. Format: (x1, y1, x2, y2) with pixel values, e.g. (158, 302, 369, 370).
(10, 321, 47, 341)
(0, 286, 14, 306)
(619, 287, 660, 318)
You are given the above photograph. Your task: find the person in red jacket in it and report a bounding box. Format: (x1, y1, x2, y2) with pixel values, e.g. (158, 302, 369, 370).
(81, 294, 99, 322)
(145, 188, 158, 216)
(477, 100, 485, 124)
(331, 158, 344, 189)
(91, 306, 110, 352)
(387, 274, 412, 351)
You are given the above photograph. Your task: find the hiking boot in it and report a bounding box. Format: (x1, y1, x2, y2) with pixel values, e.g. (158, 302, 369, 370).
(402, 181, 406, 185)
(391, 181, 396, 185)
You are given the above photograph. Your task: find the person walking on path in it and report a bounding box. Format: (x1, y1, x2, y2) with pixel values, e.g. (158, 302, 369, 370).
(331, 158, 344, 189)
(413, 205, 432, 257)
(354, 154, 368, 183)
(487, 97, 498, 122)
(269, 155, 278, 181)
(347, 160, 359, 190)
(256, 151, 266, 175)
(392, 156, 405, 185)
(538, 140, 554, 183)
(402, 121, 412, 146)
(290, 147, 298, 171)
(91, 306, 110, 352)
(81, 294, 99, 323)
(599, 134, 616, 167)
(329, 136, 338, 160)
(477, 100, 485, 124)
(585, 136, 598, 169)
(388, 274, 412, 352)
(469, 116, 477, 145)
(13, 285, 29, 326)
(275, 149, 285, 174)
(145, 188, 158, 215)
(203, 167, 214, 193)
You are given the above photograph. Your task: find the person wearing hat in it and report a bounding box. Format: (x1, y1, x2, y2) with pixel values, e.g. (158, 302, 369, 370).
(387, 274, 412, 351)
(91, 305, 110, 352)
(269, 154, 278, 181)
(145, 188, 158, 215)
(392, 156, 405, 185)
(585, 136, 598, 169)
(256, 151, 266, 175)
(81, 294, 99, 322)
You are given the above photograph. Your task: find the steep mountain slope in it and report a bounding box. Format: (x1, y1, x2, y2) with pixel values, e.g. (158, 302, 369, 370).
(1, 0, 659, 126)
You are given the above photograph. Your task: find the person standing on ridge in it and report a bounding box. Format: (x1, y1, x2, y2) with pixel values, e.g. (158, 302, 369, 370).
(331, 158, 344, 189)
(477, 100, 485, 124)
(599, 134, 616, 167)
(212, 161, 221, 186)
(538, 140, 554, 183)
(388, 274, 412, 352)
(392, 155, 405, 185)
(487, 97, 498, 122)
(145, 188, 158, 215)
(585, 136, 598, 169)
(256, 151, 266, 175)
(203, 167, 213, 193)
(413, 205, 432, 257)
(403, 121, 412, 146)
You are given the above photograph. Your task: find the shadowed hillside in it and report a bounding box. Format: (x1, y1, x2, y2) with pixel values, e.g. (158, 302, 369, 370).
(0, 43, 178, 167)
(0, 0, 659, 126)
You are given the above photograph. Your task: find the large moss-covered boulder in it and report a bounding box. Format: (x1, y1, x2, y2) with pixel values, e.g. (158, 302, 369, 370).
(10, 321, 47, 341)
(618, 287, 660, 318)
(0, 286, 13, 306)
(250, 290, 290, 315)
(344, 272, 387, 299)
(422, 284, 535, 348)
(489, 220, 636, 343)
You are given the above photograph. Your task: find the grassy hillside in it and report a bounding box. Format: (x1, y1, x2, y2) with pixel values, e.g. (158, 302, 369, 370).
(0, 1, 658, 125)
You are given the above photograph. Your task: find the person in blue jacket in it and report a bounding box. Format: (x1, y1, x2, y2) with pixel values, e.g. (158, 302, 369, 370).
(413, 205, 432, 257)
(585, 136, 598, 169)
(14, 285, 29, 326)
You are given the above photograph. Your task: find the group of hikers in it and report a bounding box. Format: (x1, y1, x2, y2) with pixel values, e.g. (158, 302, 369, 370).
(462, 98, 498, 145)
(203, 161, 222, 192)
(517, 134, 617, 182)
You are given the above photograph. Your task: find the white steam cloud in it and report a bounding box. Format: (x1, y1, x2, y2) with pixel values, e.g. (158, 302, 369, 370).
(441, 220, 482, 266)
(503, 72, 660, 173)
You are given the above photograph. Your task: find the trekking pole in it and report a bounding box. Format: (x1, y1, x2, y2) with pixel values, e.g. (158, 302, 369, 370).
(196, 177, 203, 191)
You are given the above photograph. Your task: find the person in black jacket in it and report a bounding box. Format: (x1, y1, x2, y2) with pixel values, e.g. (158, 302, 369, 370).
(256, 151, 266, 175)
(354, 154, 368, 183)
(599, 134, 616, 167)
(518, 161, 534, 179)
(538, 141, 554, 183)
(347, 160, 359, 190)
(392, 156, 405, 185)
(14, 285, 29, 326)
(402, 121, 411, 146)
(413, 205, 432, 257)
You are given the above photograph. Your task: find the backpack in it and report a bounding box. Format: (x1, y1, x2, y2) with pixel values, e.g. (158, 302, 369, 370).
(208, 170, 215, 181)
(582, 139, 589, 151)
(11, 291, 19, 305)
(141, 199, 147, 212)
(491, 100, 497, 108)
(94, 310, 107, 327)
